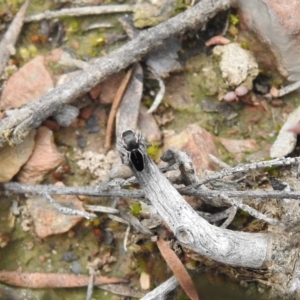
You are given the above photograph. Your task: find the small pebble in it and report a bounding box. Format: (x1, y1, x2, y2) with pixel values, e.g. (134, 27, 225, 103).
(80, 107, 93, 119)
(223, 91, 237, 102)
(70, 261, 82, 274)
(53, 104, 79, 127)
(62, 251, 79, 262)
(86, 115, 100, 133)
(39, 255, 46, 262)
(77, 135, 87, 148)
(103, 229, 114, 245)
(10, 200, 20, 215)
(235, 85, 248, 97)
(270, 86, 279, 98)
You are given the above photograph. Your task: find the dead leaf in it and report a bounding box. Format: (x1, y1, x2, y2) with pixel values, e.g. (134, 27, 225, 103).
(0, 270, 128, 288)
(116, 63, 143, 138)
(156, 238, 199, 300)
(105, 66, 134, 150)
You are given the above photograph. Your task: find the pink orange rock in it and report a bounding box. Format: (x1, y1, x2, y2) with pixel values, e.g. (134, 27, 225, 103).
(0, 55, 53, 110)
(17, 126, 65, 183)
(0, 130, 36, 183)
(163, 124, 218, 177)
(27, 191, 84, 238)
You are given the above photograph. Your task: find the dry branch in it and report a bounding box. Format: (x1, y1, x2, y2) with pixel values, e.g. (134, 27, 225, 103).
(43, 193, 97, 220)
(219, 193, 279, 225)
(118, 132, 269, 268)
(140, 276, 178, 300)
(5, 181, 300, 201)
(193, 156, 300, 187)
(0, 0, 231, 147)
(0, 0, 29, 77)
(24, 5, 134, 22)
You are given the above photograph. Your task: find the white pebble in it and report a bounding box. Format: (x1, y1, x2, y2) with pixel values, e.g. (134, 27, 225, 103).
(223, 91, 237, 102)
(235, 85, 248, 97)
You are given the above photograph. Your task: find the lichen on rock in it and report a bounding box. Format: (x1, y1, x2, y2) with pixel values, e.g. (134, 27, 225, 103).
(213, 42, 259, 89)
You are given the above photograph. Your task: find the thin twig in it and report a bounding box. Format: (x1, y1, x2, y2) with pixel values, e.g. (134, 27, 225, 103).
(181, 188, 300, 201)
(86, 271, 94, 300)
(6, 181, 300, 201)
(141, 276, 178, 300)
(24, 5, 134, 22)
(2, 182, 146, 198)
(197, 207, 235, 223)
(84, 204, 119, 214)
(220, 206, 237, 228)
(123, 225, 130, 252)
(147, 68, 166, 114)
(107, 214, 128, 225)
(265, 80, 300, 98)
(105, 67, 133, 151)
(220, 193, 279, 225)
(193, 156, 300, 187)
(43, 193, 97, 220)
(208, 153, 231, 169)
(118, 205, 152, 235)
(0, 0, 29, 77)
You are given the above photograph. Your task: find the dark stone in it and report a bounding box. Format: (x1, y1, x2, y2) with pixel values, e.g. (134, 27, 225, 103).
(62, 251, 79, 262)
(86, 115, 100, 133)
(70, 261, 82, 274)
(77, 135, 87, 148)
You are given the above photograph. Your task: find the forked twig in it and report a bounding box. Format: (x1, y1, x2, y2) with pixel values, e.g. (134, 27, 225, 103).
(43, 193, 96, 220)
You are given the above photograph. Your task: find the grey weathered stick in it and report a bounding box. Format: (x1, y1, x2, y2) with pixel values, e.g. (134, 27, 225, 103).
(118, 132, 268, 268)
(220, 193, 279, 225)
(198, 207, 235, 224)
(24, 5, 134, 22)
(43, 193, 97, 219)
(181, 188, 300, 201)
(0, 0, 231, 147)
(86, 271, 95, 300)
(83, 204, 119, 214)
(2, 181, 146, 198)
(265, 80, 300, 98)
(0, 0, 29, 77)
(5, 181, 300, 201)
(193, 156, 300, 187)
(140, 276, 178, 300)
(118, 205, 152, 235)
(220, 206, 237, 228)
